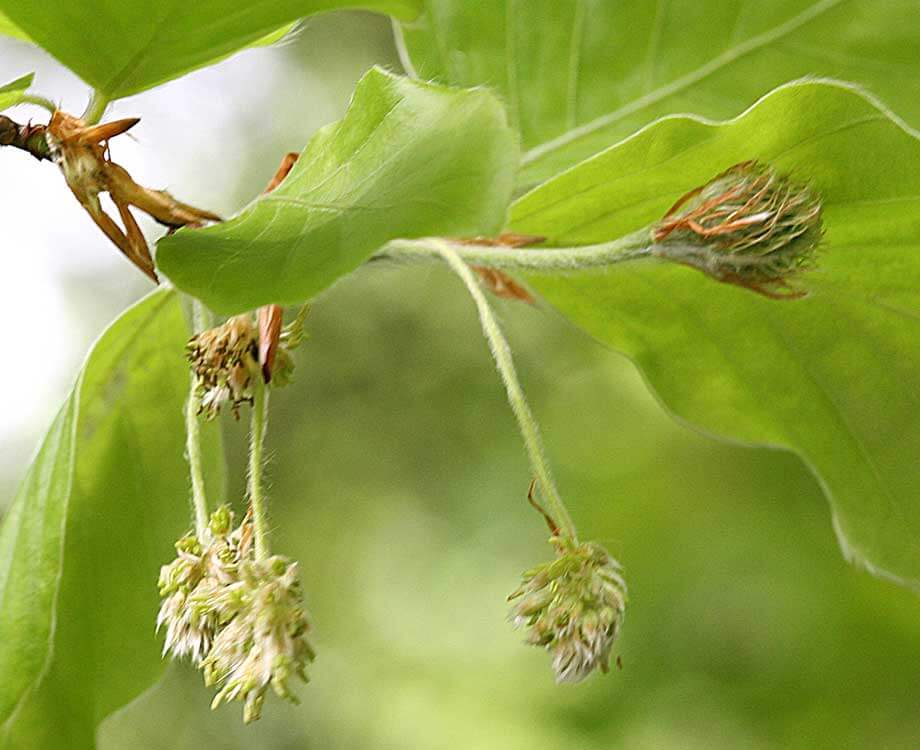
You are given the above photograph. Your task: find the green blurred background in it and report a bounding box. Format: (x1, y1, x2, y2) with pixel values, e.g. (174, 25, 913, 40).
(1, 11, 918, 750)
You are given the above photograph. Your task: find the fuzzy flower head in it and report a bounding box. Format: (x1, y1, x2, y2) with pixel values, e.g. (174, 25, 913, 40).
(157, 534, 215, 664)
(652, 161, 823, 298)
(156, 506, 252, 664)
(157, 507, 313, 722)
(203, 555, 315, 723)
(188, 305, 309, 419)
(188, 314, 259, 419)
(509, 535, 627, 683)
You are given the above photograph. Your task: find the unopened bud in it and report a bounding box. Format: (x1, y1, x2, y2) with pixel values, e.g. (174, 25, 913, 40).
(652, 161, 822, 298)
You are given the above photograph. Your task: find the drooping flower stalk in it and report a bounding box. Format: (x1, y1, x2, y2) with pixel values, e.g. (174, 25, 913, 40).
(429, 239, 577, 541)
(427, 240, 630, 682)
(248, 375, 270, 561)
(160, 301, 314, 722)
(185, 300, 214, 537)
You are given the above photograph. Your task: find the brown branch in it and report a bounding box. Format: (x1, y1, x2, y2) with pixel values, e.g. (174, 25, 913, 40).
(0, 115, 51, 160)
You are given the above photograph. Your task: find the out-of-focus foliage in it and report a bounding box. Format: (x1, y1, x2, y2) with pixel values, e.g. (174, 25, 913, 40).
(101, 264, 920, 749)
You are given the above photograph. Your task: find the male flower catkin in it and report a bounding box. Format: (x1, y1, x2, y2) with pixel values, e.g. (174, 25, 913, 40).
(156, 506, 249, 664)
(157, 507, 314, 723)
(187, 314, 259, 419)
(651, 161, 823, 298)
(188, 305, 307, 419)
(203, 555, 314, 724)
(509, 535, 627, 683)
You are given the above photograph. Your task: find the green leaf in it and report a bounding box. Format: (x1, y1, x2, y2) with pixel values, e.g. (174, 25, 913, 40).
(0, 73, 33, 112)
(510, 80, 920, 589)
(0, 12, 28, 41)
(252, 22, 298, 48)
(0, 289, 225, 749)
(397, 0, 920, 187)
(157, 67, 519, 314)
(0, 0, 422, 100)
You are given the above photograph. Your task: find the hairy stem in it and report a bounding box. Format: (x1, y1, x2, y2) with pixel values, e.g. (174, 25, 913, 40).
(249, 375, 270, 560)
(380, 231, 652, 273)
(430, 239, 578, 540)
(82, 90, 111, 125)
(185, 386, 210, 537)
(186, 300, 213, 537)
(20, 94, 57, 115)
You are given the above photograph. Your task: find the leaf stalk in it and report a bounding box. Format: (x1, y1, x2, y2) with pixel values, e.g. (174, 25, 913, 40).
(82, 90, 111, 125)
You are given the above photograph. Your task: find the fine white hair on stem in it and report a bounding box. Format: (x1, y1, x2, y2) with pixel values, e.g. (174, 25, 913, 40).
(428, 238, 578, 540)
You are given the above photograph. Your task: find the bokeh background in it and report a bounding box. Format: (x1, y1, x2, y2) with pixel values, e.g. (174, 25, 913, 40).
(2, 12, 919, 750)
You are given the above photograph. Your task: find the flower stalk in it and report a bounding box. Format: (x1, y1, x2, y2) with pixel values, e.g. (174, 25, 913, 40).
(429, 239, 578, 540)
(164, 295, 315, 722)
(185, 300, 213, 537)
(248, 374, 270, 560)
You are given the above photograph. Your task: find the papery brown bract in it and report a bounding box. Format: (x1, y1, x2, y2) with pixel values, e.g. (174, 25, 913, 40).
(45, 110, 220, 282)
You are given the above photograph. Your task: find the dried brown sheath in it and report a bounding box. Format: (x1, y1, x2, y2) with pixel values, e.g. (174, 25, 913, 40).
(46, 110, 221, 282)
(256, 152, 301, 382)
(454, 232, 545, 304)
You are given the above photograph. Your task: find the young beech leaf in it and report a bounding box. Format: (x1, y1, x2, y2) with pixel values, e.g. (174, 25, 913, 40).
(0, 73, 33, 112)
(157, 67, 519, 315)
(511, 80, 920, 591)
(0, 12, 28, 42)
(396, 0, 920, 187)
(0, 289, 225, 750)
(0, 0, 422, 100)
